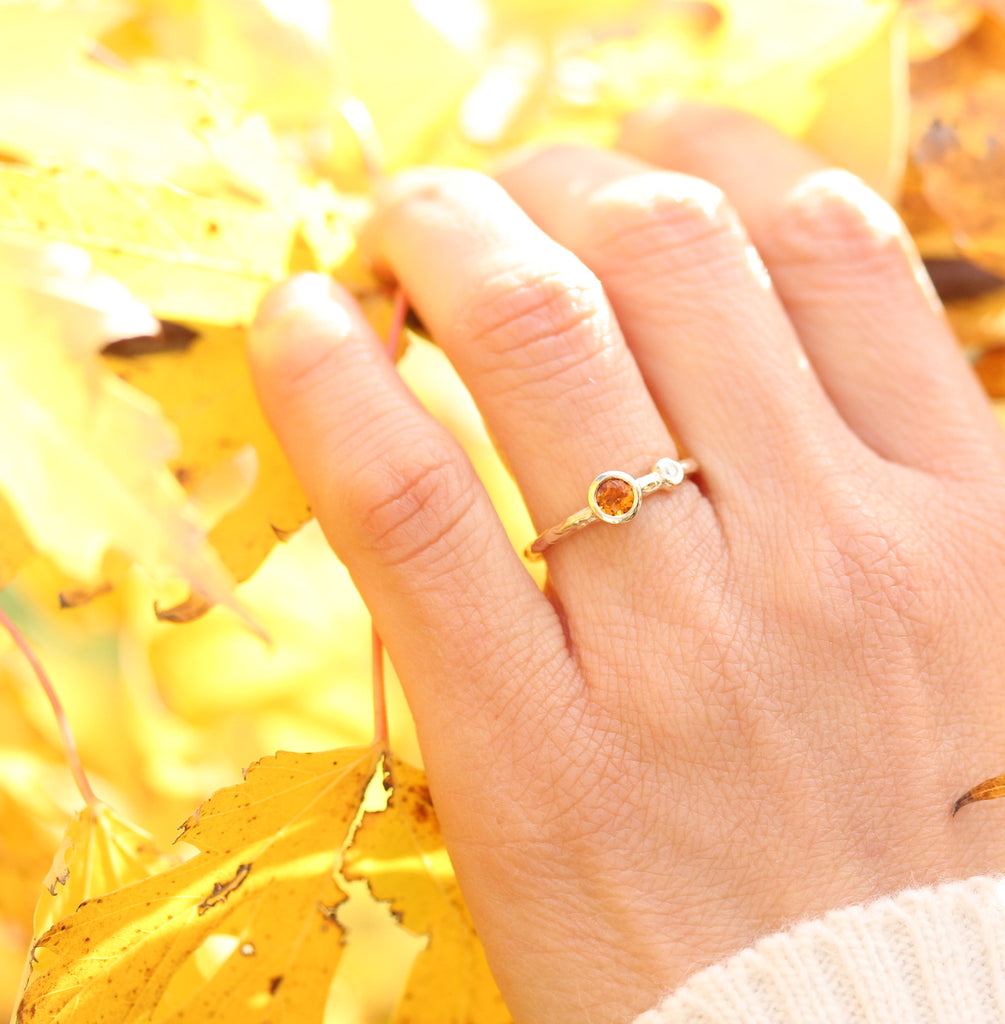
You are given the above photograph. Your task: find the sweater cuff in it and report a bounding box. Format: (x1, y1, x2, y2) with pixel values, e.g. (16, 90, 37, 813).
(633, 876, 1005, 1024)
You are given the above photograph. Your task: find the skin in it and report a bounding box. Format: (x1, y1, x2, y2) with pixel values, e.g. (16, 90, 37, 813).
(247, 102, 1005, 1024)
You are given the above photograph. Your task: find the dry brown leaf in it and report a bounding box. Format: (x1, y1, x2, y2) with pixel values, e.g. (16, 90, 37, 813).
(16, 744, 382, 1023)
(953, 772, 1005, 814)
(903, 0, 985, 61)
(911, 15, 1005, 276)
(975, 344, 1005, 394)
(344, 756, 512, 1024)
(915, 120, 1005, 278)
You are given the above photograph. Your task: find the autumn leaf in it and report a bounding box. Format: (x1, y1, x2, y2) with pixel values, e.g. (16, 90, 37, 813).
(104, 322, 311, 585)
(344, 756, 512, 1024)
(0, 0, 293, 198)
(0, 252, 247, 621)
(975, 344, 1005, 396)
(914, 120, 1005, 278)
(16, 745, 382, 1024)
(32, 802, 176, 938)
(911, 14, 1005, 278)
(0, 503, 35, 590)
(0, 164, 296, 325)
(10, 801, 177, 1013)
(324, 0, 478, 181)
(904, 0, 985, 62)
(953, 772, 1005, 814)
(0, 752, 76, 940)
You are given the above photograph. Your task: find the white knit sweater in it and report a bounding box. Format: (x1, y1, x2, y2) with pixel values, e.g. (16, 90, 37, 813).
(633, 877, 1005, 1023)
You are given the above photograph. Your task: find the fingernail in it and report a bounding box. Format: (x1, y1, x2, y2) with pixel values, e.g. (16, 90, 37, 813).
(249, 273, 355, 367)
(619, 95, 684, 138)
(491, 142, 551, 179)
(253, 273, 351, 332)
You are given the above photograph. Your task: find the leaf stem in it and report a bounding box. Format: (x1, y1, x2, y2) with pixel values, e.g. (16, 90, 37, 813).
(0, 604, 98, 805)
(386, 287, 409, 362)
(371, 627, 389, 749)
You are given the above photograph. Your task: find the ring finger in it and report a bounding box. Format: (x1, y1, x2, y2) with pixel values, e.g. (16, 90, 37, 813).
(367, 169, 712, 570)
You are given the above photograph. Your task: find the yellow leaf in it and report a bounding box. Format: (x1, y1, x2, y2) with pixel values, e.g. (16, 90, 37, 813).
(953, 772, 1005, 814)
(703, 0, 899, 137)
(0, 0, 291, 198)
(11, 802, 178, 1014)
(803, 4, 908, 199)
(0, 164, 294, 324)
(325, 0, 478, 178)
(0, 499, 35, 587)
(488, 0, 656, 35)
(0, 751, 75, 935)
(16, 744, 382, 1023)
(33, 803, 175, 939)
(197, 0, 338, 129)
(104, 322, 311, 584)
(0, 272, 244, 619)
(343, 756, 512, 1024)
(0, 237, 157, 354)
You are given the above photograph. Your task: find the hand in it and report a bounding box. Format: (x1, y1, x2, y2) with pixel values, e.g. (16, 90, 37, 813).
(247, 102, 1005, 1024)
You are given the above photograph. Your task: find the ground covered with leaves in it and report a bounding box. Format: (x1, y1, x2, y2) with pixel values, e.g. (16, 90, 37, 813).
(2, 0, 1005, 1021)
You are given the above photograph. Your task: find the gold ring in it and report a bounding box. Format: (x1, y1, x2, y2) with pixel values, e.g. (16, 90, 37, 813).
(525, 457, 698, 560)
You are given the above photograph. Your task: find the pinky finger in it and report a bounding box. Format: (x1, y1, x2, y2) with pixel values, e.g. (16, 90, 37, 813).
(247, 274, 569, 750)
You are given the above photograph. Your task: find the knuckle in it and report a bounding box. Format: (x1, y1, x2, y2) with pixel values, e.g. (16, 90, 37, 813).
(810, 474, 933, 628)
(339, 436, 476, 572)
(768, 170, 915, 284)
(460, 259, 617, 397)
(579, 172, 748, 281)
(383, 166, 503, 217)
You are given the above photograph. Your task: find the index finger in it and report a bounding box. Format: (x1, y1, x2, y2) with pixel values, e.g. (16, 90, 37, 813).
(247, 273, 573, 747)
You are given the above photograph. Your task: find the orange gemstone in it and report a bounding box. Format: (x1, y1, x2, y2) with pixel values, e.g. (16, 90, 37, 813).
(594, 477, 635, 517)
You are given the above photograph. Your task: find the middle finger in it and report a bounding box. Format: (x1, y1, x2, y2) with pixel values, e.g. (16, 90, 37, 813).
(496, 145, 857, 511)
(367, 169, 711, 558)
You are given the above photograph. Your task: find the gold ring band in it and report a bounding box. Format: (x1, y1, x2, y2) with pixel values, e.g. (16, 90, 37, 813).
(525, 457, 698, 560)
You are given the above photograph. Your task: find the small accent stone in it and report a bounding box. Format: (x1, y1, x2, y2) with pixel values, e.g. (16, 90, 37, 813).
(656, 458, 683, 486)
(595, 477, 635, 517)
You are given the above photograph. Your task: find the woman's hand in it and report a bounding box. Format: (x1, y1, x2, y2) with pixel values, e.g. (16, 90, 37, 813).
(247, 102, 1005, 1024)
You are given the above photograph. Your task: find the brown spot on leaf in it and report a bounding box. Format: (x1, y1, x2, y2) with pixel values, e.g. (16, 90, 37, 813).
(316, 901, 340, 923)
(268, 975, 283, 995)
(58, 582, 113, 608)
(103, 320, 200, 357)
(924, 256, 1005, 301)
(197, 862, 252, 915)
(46, 867, 70, 895)
(155, 592, 213, 624)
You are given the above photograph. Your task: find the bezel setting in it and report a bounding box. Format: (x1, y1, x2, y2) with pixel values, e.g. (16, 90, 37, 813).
(588, 471, 641, 523)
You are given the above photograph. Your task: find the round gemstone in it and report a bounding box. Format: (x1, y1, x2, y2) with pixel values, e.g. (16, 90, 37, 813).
(655, 458, 684, 486)
(594, 477, 635, 517)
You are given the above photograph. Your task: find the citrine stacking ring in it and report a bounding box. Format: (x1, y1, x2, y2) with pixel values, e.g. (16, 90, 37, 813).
(525, 457, 699, 560)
